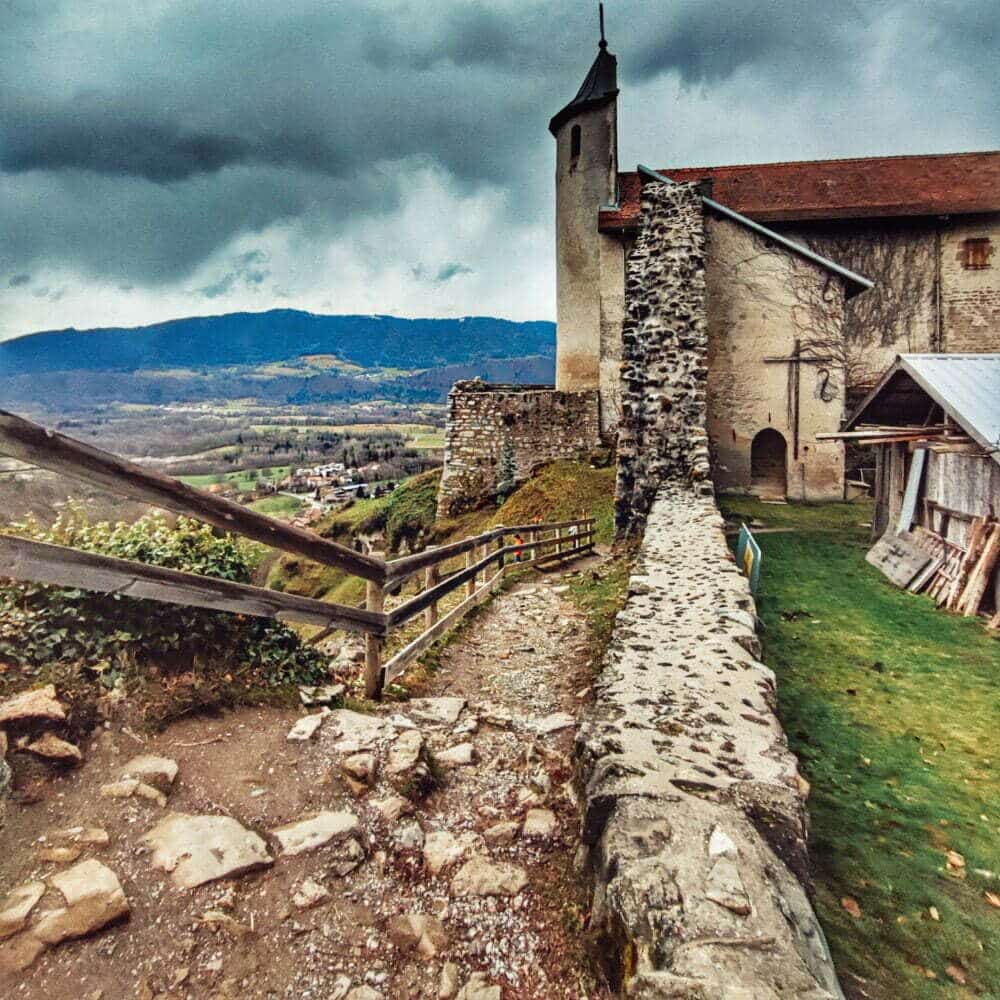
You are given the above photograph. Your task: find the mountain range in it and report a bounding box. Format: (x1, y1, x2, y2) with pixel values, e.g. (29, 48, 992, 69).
(0, 310, 556, 407)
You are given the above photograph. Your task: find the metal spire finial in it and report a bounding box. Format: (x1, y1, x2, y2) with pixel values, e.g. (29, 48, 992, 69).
(599, 3, 607, 48)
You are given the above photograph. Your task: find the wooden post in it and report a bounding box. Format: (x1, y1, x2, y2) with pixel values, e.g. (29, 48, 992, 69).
(466, 548, 476, 596)
(424, 549, 440, 628)
(555, 526, 563, 555)
(529, 528, 538, 561)
(496, 528, 505, 569)
(364, 579, 385, 700)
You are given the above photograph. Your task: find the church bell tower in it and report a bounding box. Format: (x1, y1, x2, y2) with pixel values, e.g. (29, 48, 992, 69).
(550, 5, 619, 397)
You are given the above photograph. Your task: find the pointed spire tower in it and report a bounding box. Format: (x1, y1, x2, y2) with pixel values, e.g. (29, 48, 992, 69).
(550, 5, 620, 412)
(548, 5, 619, 136)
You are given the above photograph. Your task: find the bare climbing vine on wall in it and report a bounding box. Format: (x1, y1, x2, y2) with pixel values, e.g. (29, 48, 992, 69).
(798, 225, 935, 391)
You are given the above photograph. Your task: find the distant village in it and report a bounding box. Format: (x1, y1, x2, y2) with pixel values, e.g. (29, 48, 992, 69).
(204, 460, 398, 528)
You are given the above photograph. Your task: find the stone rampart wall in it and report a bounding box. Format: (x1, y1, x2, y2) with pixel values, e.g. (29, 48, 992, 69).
(576, 485, 843, 999)
(436, 380, 600, 517)
(616, 181, 712, 537)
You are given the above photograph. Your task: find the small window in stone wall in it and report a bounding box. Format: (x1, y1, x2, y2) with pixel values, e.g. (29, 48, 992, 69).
(960, 237, 993, 269)
(570, 124, 582, 161)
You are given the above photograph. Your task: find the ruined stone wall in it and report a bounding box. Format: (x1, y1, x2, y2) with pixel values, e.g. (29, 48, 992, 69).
(615, 181, 712, 537)
(576, 485, 843, 999)
(436, 381, 600, 517)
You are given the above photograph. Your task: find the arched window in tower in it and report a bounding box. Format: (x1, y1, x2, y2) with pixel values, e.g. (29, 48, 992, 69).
(570, 124, 582, 162)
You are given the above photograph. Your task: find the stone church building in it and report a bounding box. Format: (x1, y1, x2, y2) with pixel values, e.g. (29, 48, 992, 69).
(438, 29, 1000, 516)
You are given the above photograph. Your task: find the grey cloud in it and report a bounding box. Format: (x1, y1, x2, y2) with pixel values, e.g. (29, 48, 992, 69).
(0, 0, 996, 318)
(436, 263, 474, 282)
(411, 262, 474, 284)
(198, 249, 270, 298)
(8, 273, 31, 287)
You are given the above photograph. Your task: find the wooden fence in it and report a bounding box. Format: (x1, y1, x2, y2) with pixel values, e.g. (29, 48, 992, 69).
(0, 409, 595, 697)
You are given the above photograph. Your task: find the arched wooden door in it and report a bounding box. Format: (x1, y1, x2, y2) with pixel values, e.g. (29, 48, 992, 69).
(750, 429, 788, 499)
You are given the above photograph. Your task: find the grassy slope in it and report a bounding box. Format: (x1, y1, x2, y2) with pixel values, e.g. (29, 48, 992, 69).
(269, 461, 618, 601)
(720, 497, 1000, 999)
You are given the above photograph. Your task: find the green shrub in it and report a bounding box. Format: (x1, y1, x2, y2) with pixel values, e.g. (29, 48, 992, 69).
(0, 507, 326, 689)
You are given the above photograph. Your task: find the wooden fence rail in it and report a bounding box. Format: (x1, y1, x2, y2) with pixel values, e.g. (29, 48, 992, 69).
(0, 409, 385, 583)
(0, 408, 596, 699)
(0, 534, 386, 635)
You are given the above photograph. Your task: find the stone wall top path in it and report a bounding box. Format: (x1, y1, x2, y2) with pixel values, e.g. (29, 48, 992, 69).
(576, 484, 843, 999)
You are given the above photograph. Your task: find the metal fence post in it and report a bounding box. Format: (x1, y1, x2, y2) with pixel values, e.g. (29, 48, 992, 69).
(364, 579, 385, 700)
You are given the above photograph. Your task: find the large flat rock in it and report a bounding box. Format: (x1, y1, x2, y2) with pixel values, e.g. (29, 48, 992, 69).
(404, 697, 466, 726)
(143, 813, 273, 888)
(270, 810, 361, 857)
(0, 684, 65, 725)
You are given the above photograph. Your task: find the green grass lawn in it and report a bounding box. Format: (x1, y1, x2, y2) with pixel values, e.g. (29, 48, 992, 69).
(179, 464, 292, 492)
(248, 493, 305, 518)
(720, 497, 1000, 999)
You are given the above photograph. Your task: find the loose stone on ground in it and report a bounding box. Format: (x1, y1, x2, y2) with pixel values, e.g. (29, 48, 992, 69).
(143, 813, 273, 888)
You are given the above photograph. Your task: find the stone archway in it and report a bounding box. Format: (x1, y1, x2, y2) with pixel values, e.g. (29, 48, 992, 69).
(750, 428, 788, 499)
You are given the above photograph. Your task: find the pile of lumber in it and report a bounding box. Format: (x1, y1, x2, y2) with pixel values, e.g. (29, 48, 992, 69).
(913, 517, 1000, 618)
(817, 423, 973, 448)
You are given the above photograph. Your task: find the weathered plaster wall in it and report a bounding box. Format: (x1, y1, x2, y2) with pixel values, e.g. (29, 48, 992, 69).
(576, 485, 842, 999)
(616, 181, 711, 538)
(436, 380, 600, 517)
(940, 213, 1000, 353)
(598, 232, 628, 435)
(555, 99, 618, 398)
(705, 217, 846, 501)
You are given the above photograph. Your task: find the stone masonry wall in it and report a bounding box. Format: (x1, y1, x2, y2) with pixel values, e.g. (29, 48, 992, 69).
(576, 485, 843, 999)
(436, 380, 600, 517)
(616, 181, 712, 537)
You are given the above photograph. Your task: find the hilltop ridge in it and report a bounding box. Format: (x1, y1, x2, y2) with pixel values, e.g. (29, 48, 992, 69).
(0, 310, 556, 375)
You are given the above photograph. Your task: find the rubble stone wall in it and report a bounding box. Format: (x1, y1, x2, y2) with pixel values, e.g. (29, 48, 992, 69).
(576, 485, 843, 999)
(437, 381, 600, 517)
(616, 181, 712, 538)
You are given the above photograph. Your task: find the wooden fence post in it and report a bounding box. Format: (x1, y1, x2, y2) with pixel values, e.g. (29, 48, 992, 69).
(555, 526, 563, 555)
(529, 528, 537, 561)
(365, 579, 385, 700)
(496, 527, 505, 569)
(466, 548, 476, 596)
(424, 549, 440, 628)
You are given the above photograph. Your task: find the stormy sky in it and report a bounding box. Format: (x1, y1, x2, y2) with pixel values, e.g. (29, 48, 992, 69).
(1, 0, 996, 341)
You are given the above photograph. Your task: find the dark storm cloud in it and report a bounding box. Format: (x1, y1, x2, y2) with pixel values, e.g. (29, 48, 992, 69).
(8, 274, 31, 287)
(0, 0, 996, 297)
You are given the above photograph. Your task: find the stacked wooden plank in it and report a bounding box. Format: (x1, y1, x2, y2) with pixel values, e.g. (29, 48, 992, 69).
(911, 517, 1000, 616)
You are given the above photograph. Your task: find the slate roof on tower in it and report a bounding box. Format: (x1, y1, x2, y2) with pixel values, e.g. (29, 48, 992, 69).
(548, 41, 619, 136)
(600, 151, 1000, 230)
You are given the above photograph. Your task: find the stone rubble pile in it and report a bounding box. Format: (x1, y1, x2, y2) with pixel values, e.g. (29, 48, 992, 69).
(0, 684, 83, 824)
(576, 485, 843, 999)
(0, 586, 589, 997)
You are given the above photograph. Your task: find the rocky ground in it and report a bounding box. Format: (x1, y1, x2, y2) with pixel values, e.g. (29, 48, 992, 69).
(0, 568, 611, 1000)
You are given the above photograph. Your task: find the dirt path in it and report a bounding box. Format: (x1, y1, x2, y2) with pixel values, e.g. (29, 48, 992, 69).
(1, 562, 609, 1000)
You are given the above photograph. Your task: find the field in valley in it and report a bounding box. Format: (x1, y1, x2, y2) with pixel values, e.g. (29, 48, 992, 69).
(721, 497, 1000, 1000)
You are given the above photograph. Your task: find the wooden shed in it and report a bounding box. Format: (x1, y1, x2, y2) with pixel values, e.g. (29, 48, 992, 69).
(833, 354, 1000, 622)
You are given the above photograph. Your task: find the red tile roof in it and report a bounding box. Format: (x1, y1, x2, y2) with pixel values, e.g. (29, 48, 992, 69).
(599, 151, 1000, 233)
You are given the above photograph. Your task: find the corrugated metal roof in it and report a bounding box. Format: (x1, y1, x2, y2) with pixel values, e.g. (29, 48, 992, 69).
(846, 354, 1000, 465)
(900, 355, 1000, 460)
